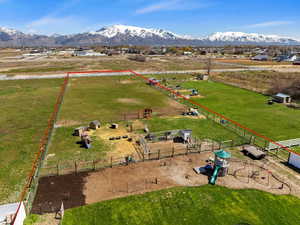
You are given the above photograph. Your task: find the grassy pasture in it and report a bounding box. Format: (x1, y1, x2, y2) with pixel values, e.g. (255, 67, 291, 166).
(144, 117, 246, 145)
(46, 75, 183, 163)
(62, 185, 300, 225)
(0, 79, 62, 203)
(0, 56, 241, 75)
(181, 81, 300, 141)
(58, 76, 177, 124)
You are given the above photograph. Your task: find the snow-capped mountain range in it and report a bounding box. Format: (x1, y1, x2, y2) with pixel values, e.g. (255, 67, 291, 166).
(0, 24, 299, 47)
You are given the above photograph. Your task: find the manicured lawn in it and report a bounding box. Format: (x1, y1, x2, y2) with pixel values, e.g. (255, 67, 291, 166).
(144, 117, 246, 145)
(181, 81, 300, 141)
(62, 185, 300, 225)
(0, 79, 62, 203)
(58, 76, 177, 124)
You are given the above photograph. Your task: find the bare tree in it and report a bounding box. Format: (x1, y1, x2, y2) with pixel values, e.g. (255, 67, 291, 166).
(206, 57, 212, 76)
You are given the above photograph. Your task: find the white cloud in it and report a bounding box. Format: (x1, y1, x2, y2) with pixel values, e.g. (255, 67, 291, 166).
(26, 16, 83, 35)
(245, 21, 294, 28)
(136, 0, 210, 14)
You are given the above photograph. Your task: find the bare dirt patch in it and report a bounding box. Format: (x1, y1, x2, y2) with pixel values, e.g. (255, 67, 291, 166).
(117, 98, 141, 104)
(90, 124, 140, 158)
(33, 153, 300, 214)
(55, 120, 82, 127)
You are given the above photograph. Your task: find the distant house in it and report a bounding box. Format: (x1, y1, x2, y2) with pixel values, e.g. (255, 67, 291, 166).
(128, 55, 147, 62)
(183, 51, 193, 56)
(272, 93, 292, 104)
(74, 49, 105, 57)
(293, 57, 300, 65)
(251, 54, 268, 61)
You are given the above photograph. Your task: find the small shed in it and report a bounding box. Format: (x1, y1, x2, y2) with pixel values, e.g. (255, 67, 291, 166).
(89, 120, 101, 130)
(197, 74, 209, 81)
(272, 93, 292, 104)
(179, 130, 192, 142)
(243, 145, 266, 159)
(74, 126, 88, 136)
(111, 123, 119, 129)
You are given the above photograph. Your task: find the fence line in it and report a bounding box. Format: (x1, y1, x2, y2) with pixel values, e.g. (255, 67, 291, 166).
(12, 75, 70, 224)
(129, 70, 299, 157)
(41, 137, 239, 177)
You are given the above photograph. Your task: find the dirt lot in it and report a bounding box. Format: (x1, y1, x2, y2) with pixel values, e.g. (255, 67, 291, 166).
(90, 124, 140, 159)
(32, 152, 300, 214)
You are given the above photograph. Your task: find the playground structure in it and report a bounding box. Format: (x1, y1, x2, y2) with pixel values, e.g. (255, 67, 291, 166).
(209, 150, 231, 185)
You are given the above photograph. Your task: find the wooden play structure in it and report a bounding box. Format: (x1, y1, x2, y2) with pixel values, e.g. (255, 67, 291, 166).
(143, 108, 153, 119)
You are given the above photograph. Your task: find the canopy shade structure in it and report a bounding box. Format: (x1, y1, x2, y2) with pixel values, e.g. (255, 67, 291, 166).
(214, 150, 231, 159)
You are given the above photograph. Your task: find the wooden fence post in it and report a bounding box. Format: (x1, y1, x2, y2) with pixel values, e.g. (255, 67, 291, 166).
(158, 150, 160, 160)
(57, 163, 59, 176)
(110, 157, 113, 168)
(186, 146, 189, 155)
(93, 160, 95, 171)
(172, 147, 175, 157)
(74, 161, 77, 174)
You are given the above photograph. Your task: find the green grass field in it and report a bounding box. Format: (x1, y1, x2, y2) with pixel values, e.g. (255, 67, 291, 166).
(144, 117, 246, 145)
(62, 185, 300, 225)
(44, 126, 111, 166)
(58, 76, 177, 124)
(181, 81, 300, 141)
(46, 76, 183, 164)
(0, 79, 62, 203)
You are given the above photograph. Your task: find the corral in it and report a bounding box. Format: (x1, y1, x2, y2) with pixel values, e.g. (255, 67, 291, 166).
(32, 152, 300, 215)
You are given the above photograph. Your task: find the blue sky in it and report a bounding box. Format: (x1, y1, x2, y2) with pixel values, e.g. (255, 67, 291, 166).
(0, 0, 299, 38)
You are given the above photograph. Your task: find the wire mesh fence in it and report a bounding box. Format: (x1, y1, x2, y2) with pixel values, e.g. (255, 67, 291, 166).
(13, 75, 70, 217)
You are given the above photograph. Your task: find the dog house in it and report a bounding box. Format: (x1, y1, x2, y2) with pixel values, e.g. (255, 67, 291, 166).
(89, 120, 101, 130)
(179, 130, 192, 143)
(74, 126, 88, 136)
(272, 93, 292, 104)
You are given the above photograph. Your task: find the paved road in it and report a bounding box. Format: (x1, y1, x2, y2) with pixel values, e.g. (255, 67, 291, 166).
(0, 67, 272, 80)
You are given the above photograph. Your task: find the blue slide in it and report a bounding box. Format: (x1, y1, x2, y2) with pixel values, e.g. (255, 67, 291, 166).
(209, 165, 221, 185)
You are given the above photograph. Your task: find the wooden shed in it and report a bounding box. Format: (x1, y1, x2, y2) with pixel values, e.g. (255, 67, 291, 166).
(89, 120, 101, 130)
(74, 126, 88, 136)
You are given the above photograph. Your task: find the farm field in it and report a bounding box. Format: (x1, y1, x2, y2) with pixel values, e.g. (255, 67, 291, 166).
(0, 78, 62, 203)
(58, 75, 184, 124)
(62, 185, 300, 225)
(212, 70, 300, 93)
(0, 56, 241, 75)
(216, 58, 292, 66)
(181, 81, 300, 141)
(46, 75, 185, 164)
(45, 75, 248, 165)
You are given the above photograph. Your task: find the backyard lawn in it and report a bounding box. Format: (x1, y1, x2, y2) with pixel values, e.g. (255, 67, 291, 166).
(181, 81, 300, 141)
(0, 78, 62, 203)
(62, 185, 300, 225)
